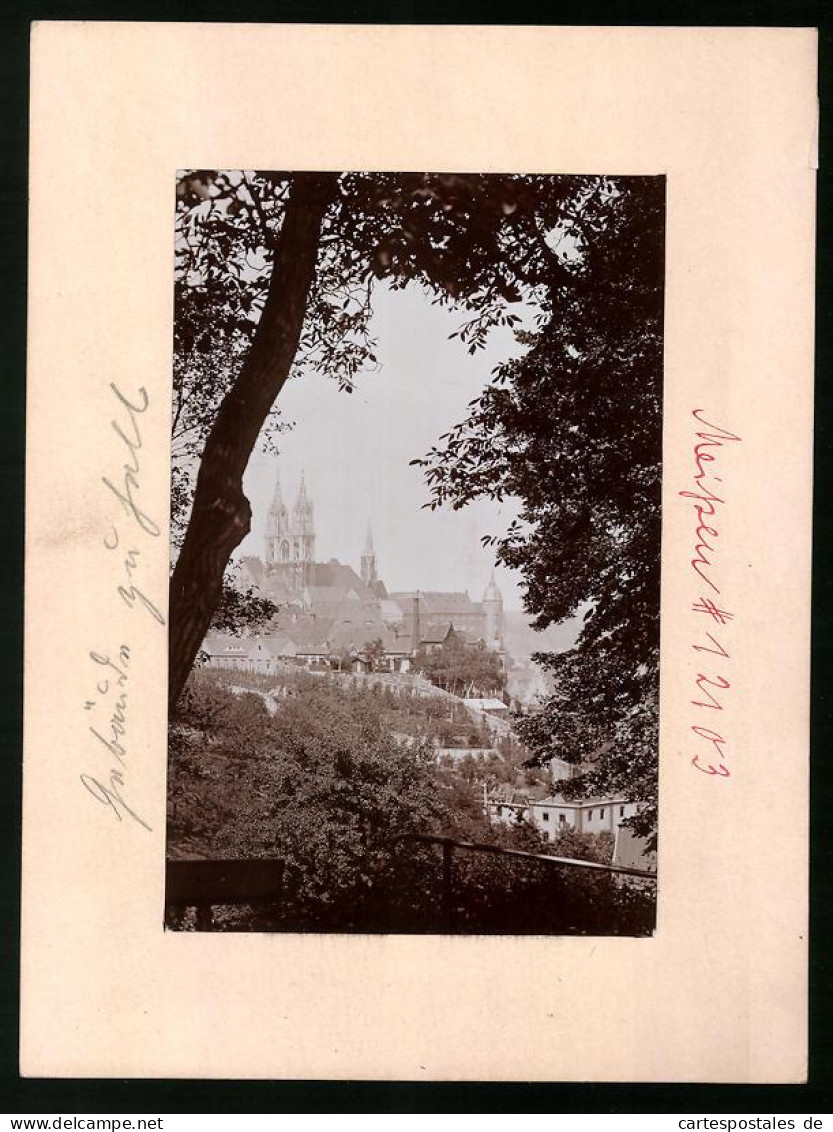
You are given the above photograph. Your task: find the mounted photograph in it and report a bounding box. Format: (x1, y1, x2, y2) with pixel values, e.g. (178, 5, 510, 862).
(165, 169, 664, 934)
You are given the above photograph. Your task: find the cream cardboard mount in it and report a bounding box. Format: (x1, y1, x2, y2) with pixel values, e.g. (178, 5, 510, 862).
(22, 23, 816, 1081)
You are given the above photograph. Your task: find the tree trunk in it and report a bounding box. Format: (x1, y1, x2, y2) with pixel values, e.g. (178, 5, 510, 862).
(168, 172, 339, 712)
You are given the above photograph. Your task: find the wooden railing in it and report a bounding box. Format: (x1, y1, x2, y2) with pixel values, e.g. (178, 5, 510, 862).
(165, 858, 285, 928)
(165, 836, 655, 930)
(393, 832, 657, 878)
(392, 833, 656, 932)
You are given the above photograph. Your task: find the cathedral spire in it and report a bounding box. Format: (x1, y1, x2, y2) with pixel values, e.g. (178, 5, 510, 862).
(292, 469, 315, 536)
(272, 467, 284, 507)
(482, 568, 504, 650)
(483, 568, 502, 600)
(295, 469, 309, 512)
(361, 519, 378, 587)
(265, 463, 290, 563)
(288, 469, 315, 588)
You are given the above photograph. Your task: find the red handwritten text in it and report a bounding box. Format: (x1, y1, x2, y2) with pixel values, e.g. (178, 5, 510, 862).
(681, 409, 741, 779)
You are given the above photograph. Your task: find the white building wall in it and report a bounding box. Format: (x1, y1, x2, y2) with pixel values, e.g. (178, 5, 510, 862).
(487, 797, 641, 845)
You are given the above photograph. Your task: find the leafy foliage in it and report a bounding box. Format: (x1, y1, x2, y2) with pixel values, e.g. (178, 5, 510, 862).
(412, 178, 665, 845)
(172, 167, 665, 919)
(172, 169, 615, 492)
(361, 638, 387, 672)
(414, 634, 506, 698)
(169, 673, 441, 926)
(550, 826, 615, 864)
(168, 671, 655, 933)
(207, 568, 278, 636)
(170, 170, 637, 706)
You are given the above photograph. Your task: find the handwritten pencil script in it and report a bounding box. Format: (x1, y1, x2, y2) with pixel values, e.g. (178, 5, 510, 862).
(81, 383, 164, 831)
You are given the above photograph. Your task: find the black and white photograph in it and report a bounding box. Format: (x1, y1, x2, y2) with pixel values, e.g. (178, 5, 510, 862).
(165, 169, 664, 935)
(19, 19, 816, 1085)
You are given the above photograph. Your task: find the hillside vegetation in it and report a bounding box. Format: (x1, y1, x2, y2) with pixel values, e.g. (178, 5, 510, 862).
(167, 670, 654, 934)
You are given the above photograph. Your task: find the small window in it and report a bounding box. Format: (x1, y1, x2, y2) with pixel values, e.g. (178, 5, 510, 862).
(559, 814, 566, 825)
(587, 809, 593, 820)
(620, 806, 625, 817)
(600, 808, 605, 819)
(542, 811, 550, 821)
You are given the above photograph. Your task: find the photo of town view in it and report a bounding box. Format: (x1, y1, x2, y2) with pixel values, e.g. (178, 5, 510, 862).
(166, 170, 664, 934)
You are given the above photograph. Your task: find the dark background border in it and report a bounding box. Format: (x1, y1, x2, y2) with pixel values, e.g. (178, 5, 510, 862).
(1, 0, 830, 1113)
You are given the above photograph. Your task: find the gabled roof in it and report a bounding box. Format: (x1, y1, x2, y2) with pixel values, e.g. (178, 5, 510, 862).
(267, 633, 299, 657)
(240, 556, 378, 605)
(328, 622, 402, 653)
(310, 561, 365, 590)
(419, 622, 455, 644)
(395, 618, 460, 644)
(421, 591, 479, 611)
(387, 592, 415, 607)
(203, 633, 248, 657)
(203, 632, 275, 659)
(388, 591, 482, 617)
(306, 585, 362, 606)
(245, 570, 298, 604)
(380, 598, 404, 622)
(284, 618, 336, 653)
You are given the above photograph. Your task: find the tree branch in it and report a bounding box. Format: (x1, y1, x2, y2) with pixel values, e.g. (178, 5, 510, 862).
(168, 172, 339, 711)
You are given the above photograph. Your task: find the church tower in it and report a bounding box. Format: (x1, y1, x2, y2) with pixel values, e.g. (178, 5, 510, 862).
(360, 522, 377, 587)
(482, 570, 504, 651)
(290, 470, 316, 589)
(265, 467, 291, 567)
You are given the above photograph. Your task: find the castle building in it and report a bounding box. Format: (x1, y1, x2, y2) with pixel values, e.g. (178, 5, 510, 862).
(386, 590, 488, 644)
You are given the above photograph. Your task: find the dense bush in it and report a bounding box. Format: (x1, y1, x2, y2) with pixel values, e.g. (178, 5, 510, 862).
(167, 671, 656, 934)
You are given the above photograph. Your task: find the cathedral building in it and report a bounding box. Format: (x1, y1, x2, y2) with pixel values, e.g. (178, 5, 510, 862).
(218, 464, 505, 672)
(264, 470, 316, 590)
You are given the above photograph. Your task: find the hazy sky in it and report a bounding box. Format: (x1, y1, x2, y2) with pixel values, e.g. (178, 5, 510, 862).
(235, 281, 533, 611)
